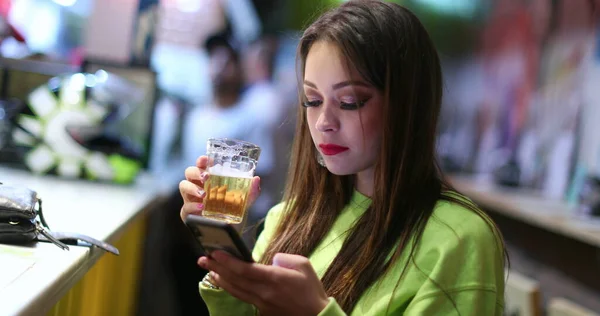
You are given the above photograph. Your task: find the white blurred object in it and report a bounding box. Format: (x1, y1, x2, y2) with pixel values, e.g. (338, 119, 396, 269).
(222, 0, 261, 45)
(151, 42, 212, 102)
(517, 129, 538, 186)
(543, 132, 575, 199)
(532, 31, 593, 196)
(579, 50, 600, 178)
(175, 0, 201, 12)
(505, 270, 541, 316)
(52, 0, 77, 7)
(149, 97, 180, 173)
(9, 0, 59, 53)
(84, 0, 139, 63)
(548, 298, 599, 316)
(0, 36, 29, 58)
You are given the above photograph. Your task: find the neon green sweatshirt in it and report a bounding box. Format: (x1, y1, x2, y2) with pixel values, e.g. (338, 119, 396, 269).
(200, 191, 505, 315)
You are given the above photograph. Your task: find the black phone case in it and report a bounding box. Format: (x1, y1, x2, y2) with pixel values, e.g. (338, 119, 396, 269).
(184, 215, 254, 263)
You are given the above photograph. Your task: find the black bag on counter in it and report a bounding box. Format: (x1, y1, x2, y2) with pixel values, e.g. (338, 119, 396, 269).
(0, 183, 119, 255)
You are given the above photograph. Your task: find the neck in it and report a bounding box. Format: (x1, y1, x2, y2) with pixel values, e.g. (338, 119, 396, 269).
(215, 92, 239, 109)
(355, 167, 375, 197)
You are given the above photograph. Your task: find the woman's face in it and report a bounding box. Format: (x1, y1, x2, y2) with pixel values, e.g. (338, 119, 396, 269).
(303, 41, 384, 176)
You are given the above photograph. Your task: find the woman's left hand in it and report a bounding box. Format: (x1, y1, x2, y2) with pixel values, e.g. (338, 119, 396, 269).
(198, 251, 330, 316)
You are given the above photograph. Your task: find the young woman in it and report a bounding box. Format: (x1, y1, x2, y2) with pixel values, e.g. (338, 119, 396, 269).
(179, 1, 507, 315)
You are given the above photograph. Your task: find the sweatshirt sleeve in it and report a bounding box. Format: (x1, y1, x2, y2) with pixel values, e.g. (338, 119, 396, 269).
(403, 288, 502, 315)
(402, 202, 505, 316)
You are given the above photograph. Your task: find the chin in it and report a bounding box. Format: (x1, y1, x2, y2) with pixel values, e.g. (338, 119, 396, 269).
(323, 162, 357, 176)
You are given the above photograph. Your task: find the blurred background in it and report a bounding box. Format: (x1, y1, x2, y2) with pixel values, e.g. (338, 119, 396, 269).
(0, 0, 598, 315)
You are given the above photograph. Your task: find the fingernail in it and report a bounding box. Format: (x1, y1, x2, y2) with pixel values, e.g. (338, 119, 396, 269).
(200, 172, 209, 181)
(209, 271, 216, 279)
(197, 203, 204, 210)
(197, 189, 206, 198)
(198, 257, 207, 268)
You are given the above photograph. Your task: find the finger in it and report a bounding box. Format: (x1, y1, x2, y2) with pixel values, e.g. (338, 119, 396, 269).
(198, 256, 209, 267)
(196, 156, 209, 169)
(184, 166, 206, 187)
(272, 253, 310, 270)
(210, 272, 264, 307)
(179, 180, 206, 202)
(246, 176, 261, 207)
(208, 263, 294, 314)
(272, 253, 315, 277)
(200, 257, 292, 312)
(180, 202, 204, 221)
(200, 257, 263, 292)
(196, 156, 215, 172)
(209, 251, 272, 281)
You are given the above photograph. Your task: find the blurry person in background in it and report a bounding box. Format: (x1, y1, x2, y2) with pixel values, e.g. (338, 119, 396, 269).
(241, 35, 282, 126)
(183, 31, 275, 232)
(206, 32, 244, 109)
(183, 32, 244, 163)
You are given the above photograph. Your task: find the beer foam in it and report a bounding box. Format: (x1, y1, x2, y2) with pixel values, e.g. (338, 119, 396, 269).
(207, 139, 261, 162)
(208, 162, 253, 178)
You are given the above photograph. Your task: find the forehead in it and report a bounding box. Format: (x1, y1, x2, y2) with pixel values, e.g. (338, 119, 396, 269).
(304, 41, 361, 85)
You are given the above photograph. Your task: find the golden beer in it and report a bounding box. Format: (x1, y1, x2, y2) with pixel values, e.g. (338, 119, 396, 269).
(203, 174, 253, 224)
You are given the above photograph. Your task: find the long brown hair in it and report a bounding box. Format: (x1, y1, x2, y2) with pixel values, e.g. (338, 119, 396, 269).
(260, 1, 507, 313)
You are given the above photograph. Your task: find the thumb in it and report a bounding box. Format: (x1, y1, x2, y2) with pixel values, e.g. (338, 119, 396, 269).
(272, 253, 311, 272)
(247, 176, 261, 207)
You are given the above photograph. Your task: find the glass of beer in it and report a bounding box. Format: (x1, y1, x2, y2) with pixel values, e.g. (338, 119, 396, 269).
(203, 138, 261, 224)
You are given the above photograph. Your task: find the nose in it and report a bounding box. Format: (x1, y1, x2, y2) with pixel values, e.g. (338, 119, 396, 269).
(315, 103, 340, 133)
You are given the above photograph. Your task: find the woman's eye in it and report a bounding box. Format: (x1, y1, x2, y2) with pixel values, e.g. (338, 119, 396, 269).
(340, 100, 366, 110)
(302, 100, 322, 107)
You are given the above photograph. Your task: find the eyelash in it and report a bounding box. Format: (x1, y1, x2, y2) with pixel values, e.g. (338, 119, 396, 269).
(301, 100, 367, 110)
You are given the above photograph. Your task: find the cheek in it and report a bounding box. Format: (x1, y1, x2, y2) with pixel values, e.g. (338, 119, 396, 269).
(356, 110, 383, 152)
(306, 110, 319, 139)
(360, 121, 382, 155)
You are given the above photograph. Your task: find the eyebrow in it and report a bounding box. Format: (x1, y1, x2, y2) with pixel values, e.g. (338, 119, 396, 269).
(303, 80, 370, 90)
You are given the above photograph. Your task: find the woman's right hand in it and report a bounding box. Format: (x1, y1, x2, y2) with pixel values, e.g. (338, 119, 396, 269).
(179, 156, 261, 222)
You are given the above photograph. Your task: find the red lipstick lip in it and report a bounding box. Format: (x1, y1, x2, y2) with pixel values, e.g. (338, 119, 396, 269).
(319, 144, 349, 156)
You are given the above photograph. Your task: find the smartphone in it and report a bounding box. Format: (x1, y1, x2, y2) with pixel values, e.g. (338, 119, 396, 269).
(184, 214, 254, 263)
